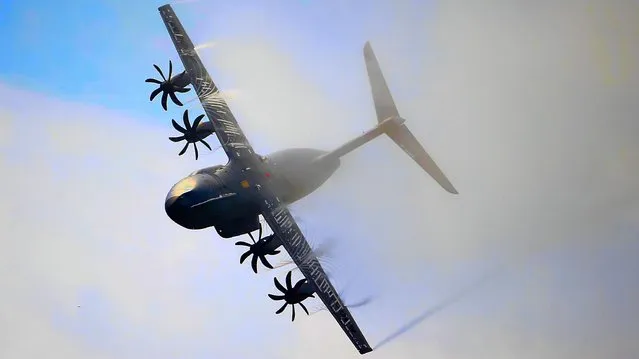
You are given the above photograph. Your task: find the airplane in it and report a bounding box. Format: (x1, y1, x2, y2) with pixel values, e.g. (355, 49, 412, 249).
(149, 4, 458, 355)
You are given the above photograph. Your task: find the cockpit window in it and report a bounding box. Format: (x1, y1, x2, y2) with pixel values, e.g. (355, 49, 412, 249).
(189, 165, 224, 176)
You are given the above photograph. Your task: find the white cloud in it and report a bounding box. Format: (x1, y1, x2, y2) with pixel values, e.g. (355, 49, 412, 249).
(186, 0, 639, 262)
(2, 1, 638, 358)
(187, 1, 639, 357)
(0, 83, 287, 358)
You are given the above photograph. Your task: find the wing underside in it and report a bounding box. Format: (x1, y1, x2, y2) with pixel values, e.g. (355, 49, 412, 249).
(158, 5, 254, 160)
(260, 201, 372, 355)
(158, 4, 372, 355)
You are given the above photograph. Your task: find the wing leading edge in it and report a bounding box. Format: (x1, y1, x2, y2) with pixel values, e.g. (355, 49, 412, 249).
(158, 4, 372, 354)
(158, 5, 254, 161)
(260, 200, 373, 355)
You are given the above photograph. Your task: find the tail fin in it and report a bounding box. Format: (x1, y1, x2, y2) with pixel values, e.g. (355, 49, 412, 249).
(364, 42, 458, 194)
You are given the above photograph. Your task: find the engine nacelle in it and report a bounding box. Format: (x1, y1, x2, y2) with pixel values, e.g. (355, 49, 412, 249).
(171, 70, 191, 88)
(195, 120, 215, 140)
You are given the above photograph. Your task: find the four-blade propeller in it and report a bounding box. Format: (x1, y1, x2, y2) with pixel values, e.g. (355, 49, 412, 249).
(170, 109, 213, 160)
(269, 271, 316, 321)
(146, 60, 191, 111)
(235, 224, 283, 273)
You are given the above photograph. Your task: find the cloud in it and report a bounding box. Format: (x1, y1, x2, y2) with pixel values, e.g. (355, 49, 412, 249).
(185, 1, 639, 357)
(186, 0, 639, 261)
(2, 1, 638, 358)
(0, 83, 297, 358)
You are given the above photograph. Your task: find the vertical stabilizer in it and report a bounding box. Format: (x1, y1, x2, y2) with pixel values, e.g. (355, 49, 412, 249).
(364, 42, 400, 123)
(363, 42, 458, 194)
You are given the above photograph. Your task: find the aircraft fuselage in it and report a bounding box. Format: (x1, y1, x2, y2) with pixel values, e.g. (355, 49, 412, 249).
(165, 148, 340, 238)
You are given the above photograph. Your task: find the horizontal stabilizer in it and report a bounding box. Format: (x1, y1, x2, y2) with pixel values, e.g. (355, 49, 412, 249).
(386, 124, 458, 194)
(364, 41, 458, 194)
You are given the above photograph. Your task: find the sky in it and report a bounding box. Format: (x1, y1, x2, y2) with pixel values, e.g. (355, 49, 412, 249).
(1, 0, 638, 358)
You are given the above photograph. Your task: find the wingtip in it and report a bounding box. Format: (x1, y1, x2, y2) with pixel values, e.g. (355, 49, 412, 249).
(359, 347, 373, 355)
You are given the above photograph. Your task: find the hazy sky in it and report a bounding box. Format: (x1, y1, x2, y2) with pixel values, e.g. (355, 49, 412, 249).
(1, 1, 638, 358)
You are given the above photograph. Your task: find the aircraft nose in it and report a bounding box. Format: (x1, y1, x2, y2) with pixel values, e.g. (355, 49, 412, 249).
(165, 192, 187, 216)
(165, 175, 211, 228)
(165, 191, 192, 228)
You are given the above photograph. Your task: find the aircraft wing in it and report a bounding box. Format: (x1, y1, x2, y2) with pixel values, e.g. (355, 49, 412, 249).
(259, 196, 373, 355)
(159, 4, 371, 354)
(158, 5, 255, 161)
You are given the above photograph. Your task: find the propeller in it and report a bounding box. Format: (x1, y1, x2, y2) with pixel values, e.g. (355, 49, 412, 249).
(235, 224, 283, 273)
(145, 60, 191, 111)
(169, 109, 214, 160)
(268, 271, 316, 321)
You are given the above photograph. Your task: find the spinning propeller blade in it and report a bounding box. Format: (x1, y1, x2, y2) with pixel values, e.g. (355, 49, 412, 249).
(235, 224, 283, 273)
(145, 60, 191, 111)
(268, 271, 316, 321)
(169, 109, 214, 160)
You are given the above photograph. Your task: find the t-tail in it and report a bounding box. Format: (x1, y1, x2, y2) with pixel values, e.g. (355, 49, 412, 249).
(317, 42, 458, 194)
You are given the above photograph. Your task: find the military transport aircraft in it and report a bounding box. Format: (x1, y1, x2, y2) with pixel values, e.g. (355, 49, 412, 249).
(148, 4, 457, 355)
